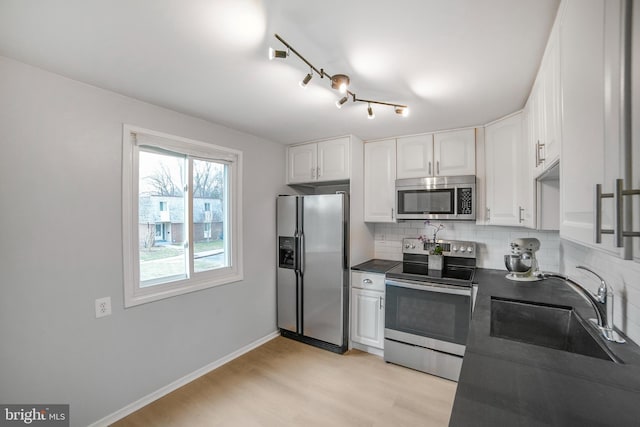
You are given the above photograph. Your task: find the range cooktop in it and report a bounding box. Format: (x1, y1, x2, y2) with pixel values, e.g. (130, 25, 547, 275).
(385, 238, 477, 287)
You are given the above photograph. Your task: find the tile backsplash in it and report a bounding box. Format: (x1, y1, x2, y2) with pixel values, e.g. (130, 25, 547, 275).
(560, 239, 640, 344)
(374, 221, 560, 272)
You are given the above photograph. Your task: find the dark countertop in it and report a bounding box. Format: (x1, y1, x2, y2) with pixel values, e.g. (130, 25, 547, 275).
(351, 259, 400, 274)
(450, 268, 640, 427)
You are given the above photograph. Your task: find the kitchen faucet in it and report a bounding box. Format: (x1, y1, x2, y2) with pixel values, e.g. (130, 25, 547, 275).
(539, 266, 626, 343)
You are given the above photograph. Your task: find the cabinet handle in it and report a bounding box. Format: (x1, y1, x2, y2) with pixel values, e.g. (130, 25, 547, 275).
(379, 296, 384, 310)
(436, 161, 440, 175)
(519, 206, 524, 223)
(391, 208, 394, 220)
(595, 179, 640, 247)
(486, 207, 491, 221)
(317, 167, 321, 178)
(536, 141, 546, 167)
(428, 161, 432, 175)
(311, 167, 315, 179)
(362, 278, 373, 285)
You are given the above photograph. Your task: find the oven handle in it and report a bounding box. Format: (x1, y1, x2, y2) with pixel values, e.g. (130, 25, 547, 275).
(385, 279, 472, 296)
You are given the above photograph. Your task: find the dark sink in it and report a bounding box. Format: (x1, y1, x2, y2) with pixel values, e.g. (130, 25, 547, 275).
(490, 297, 619, 362)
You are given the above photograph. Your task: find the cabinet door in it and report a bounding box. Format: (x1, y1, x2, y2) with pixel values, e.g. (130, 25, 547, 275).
(485, 113, 524, 226)
(317, 137, 350, 182)
(287, 144, 316, 183)
(364, 139, 396, 222)
(559, 0, 624, 255)
(541, 28, 561, 168)
(396, 134, 434, 178)
(530, 86, 545, 177)
(351, 288, 384, 349)
(433, 129, 476, 176)
(521, 103, 537, 228)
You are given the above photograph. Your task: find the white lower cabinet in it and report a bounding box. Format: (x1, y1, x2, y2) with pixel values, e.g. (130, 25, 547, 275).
(350, 271, 385, 350)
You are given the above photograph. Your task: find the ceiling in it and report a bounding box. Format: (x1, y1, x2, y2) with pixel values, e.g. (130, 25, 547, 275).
(0, 0, 560, 144)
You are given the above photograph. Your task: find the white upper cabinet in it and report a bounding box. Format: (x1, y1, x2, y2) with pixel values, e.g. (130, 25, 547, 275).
(317, 138, 350, 181)
(485, 113, 525, 226)
(287, 137, 350, 184)
(364, 139, 396, 223)
(396, 134, 434, 179)
(559, 0, 628, 257)
(530, 21, 561, 177)
(433, 129, 476, 176)
(287, 144, 317, 183)
(396, 129, 475, 178)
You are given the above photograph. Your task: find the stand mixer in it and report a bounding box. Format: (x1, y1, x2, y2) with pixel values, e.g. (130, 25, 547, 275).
(504, 238, 542, 281)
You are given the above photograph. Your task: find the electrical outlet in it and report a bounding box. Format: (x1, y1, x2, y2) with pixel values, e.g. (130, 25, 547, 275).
(95, 297, 112, 318)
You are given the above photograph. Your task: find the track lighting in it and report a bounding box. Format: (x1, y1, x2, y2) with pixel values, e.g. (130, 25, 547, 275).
(269, 33, 408, 117)
(367, 103, 375, 120)
(336, 96, 349, 109)
(299, 72, 312, 88)
(331, 74, 350, 93)
(268, 47, 288, 60)
(395, 106, 410, 117)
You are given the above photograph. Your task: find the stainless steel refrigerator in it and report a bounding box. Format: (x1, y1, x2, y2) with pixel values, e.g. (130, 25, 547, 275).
(276, 193, 349, 353)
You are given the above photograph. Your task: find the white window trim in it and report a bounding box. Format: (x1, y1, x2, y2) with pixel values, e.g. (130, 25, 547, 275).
(122, 124, 243, 307)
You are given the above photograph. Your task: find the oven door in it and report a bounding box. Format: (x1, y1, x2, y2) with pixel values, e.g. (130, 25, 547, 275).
(396, 187, 455, 218)
(385, 279, 471, 356)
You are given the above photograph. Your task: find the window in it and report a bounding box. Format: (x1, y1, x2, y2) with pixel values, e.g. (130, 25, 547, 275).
(123, 125, 243, 307)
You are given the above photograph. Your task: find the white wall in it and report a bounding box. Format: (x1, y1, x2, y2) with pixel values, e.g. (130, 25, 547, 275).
(560, 239, 640, 344)
(0, 56, 287, 426)
(374, 221, 560, 272)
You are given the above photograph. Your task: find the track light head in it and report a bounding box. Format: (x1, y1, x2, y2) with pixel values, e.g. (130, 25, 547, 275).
(299, 73, 313, 88)
(395, 106, 410, 117)
(268, 47, 288, 60)
(336, 96, 349, 109)
(331, 74, 350, 93)
(367, 104, 375, 120)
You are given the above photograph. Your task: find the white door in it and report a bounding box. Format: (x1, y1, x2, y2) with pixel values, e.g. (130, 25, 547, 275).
(434, 129, 476, 176)
(364, 139, 397, 222)
(351, 288, 384, 349)
(317, 137, 350, 182)
(485, 113, 523, 226)
(396, 134, 434, 178)
(287, 143, 317, 184)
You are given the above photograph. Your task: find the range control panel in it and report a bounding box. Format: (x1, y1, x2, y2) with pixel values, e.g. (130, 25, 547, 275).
(402, 238, 477, 259)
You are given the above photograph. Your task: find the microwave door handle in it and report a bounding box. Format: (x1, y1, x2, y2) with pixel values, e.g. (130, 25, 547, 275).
(454, 188, 458, 217)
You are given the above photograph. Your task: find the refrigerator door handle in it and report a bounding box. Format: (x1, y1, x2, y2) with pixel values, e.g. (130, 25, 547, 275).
(299, 232, 305, 274)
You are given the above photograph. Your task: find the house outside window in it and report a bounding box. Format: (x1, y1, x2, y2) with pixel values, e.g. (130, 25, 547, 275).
(123, 125, 243, 307)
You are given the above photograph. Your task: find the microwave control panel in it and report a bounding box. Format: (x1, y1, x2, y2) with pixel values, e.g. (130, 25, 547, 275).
(457, 188, 473, 215)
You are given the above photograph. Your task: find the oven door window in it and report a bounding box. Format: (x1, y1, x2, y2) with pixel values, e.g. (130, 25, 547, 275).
(397, 189, 454, 215)
(386, 284, 470, 345)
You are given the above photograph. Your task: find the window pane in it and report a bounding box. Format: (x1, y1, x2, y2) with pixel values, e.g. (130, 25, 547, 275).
(193, 159, 228, 273)
(138, 151, 187, 285)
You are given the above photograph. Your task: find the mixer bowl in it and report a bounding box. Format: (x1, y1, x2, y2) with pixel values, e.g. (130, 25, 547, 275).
(504, 254, 533, 273)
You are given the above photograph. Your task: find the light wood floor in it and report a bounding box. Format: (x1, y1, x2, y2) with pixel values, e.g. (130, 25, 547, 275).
(113, 336, 457, 427)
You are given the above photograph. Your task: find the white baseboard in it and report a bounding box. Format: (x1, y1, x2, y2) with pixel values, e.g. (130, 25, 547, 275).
(88, 331, 280, 427)
(351, 341, 384, 357)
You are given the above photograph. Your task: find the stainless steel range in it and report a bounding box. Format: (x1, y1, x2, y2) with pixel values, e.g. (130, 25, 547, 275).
(384, 238, 478, 381)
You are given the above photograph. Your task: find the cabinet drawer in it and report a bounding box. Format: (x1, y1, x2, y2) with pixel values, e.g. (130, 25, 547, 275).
(351, 271, 385, 292)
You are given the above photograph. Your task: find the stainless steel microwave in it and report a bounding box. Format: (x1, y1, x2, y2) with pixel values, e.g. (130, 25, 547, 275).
(395, 175, 476, 220)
